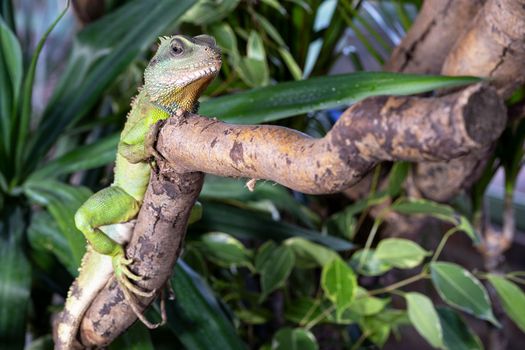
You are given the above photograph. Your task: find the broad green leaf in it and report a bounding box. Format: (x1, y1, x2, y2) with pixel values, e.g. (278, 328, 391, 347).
(197, 232, 252, 268)
(350, 249, 392, 276)
(181, 0, 240, 25)
(375, 238, 430, 269)
(0, 209, 31, 349)
(162, 261, 246, 350)
(272, 328, 318, 350)
(349, 288, 389, 316)
(191, 202, 353, 251)
(321, 257, 357, 318)
(28, 133, 119, 181)
(405, 292, 444, 349)
(284, 237, 338, 268)
(29, 0, 195, 169)
(437, 307, 483, 350)
(388, 162, 410, 196)
(247, 31, 266, 61)
(487, 275, 525, 332)
(199, 73, 480, 124)
(430, 262, 498, 325)
(255, 240, 277, 272)
(391, 199, 480, 243)
(392, 199, 456, 221)
(0, 17, 22, 153)
(210, 23, 238, 54)
(237, 57, 269, 87)
(259, 245, 295, 299)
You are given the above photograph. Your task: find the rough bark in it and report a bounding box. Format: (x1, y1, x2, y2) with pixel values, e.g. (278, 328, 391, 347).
(413, 0, 525, 201)
(154, 84, 504, 195)
(78, 169, 203, 347)
(385, 0, 485, 74)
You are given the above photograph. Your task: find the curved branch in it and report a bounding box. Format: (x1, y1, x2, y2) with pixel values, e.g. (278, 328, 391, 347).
(155, 83, 504, 194)
(79, 171, 203, 347)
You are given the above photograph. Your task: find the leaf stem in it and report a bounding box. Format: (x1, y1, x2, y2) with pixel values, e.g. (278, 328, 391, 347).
(430, 227, 459, 263)
(367, 272, 427, 296)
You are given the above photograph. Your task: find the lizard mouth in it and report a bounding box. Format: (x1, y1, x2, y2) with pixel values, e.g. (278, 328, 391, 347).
(175, 58, 221, 87)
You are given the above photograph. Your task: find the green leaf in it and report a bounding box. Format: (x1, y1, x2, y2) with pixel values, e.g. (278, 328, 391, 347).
(191, 202, 353, 251)
(375, 238, 429, 269)
(200, 73, 480, 124)
(430, 262, 498, 325)
(29, 0, 195, 169)
(259, 245, 295, 299)
(27, 211, 76, 275)
(201, 176, 317, 228)
(487, 275, 525, 332)
(28, 133, 119, 181)
(0, 17, 22, 154)
(437, 307, 483, 350)
(0, 209, 31, 348)
(388, 162, 410, 196)
(350, 249, 392, 276)
(405, 292, 444, 349)
(391, 199, 480, 243)
(247, 31, 266, 61)
(25, 181, 91, 269)
(255, 240, 277, 272)
(284, 297, 326, 325)
(272, 328, 318, 350)
(391, 199, 456, 221)
(197, 232, 252, 268)
(278, 48, 303, 81)
(210, 23, 238, 54)
(252, 12, 285, 46)
(181, 0, 240, 25)
(15, 1, 70, 176)
(284, 237, 338, 268)
(321, 257, 357, 318)
(163, 261, 246, 350)
(349, 288, 389, 316)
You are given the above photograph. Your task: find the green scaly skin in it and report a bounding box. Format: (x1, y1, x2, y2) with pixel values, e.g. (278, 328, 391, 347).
(54, 34, 221, 349)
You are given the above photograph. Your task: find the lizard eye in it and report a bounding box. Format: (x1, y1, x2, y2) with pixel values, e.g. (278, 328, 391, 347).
(171, 42, 184, 55)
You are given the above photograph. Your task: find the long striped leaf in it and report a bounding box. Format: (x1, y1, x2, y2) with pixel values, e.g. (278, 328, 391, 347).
(200, 72, 480, 124)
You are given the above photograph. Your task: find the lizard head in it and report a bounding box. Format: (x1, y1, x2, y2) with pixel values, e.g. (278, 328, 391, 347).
(144, 34, 222, 112)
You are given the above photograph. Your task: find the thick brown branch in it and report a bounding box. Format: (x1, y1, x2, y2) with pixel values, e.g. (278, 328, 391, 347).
(78, 170, 203, 347)
(155, 84, 504, 195)
(385, 0, 484, 74)
(413, 0, 525, 201)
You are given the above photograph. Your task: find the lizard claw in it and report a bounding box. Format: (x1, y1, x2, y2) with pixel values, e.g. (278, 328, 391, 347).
(112, 251, 155, 297)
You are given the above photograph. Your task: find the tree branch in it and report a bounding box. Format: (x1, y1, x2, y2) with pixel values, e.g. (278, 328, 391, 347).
(154, 84, 504, 194)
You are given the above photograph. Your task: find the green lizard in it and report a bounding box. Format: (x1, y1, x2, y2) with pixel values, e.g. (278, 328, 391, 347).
(54, 34, 221, 349)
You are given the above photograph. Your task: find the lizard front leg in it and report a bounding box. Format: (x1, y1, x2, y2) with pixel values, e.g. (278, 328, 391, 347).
(74, 186, 154, 298)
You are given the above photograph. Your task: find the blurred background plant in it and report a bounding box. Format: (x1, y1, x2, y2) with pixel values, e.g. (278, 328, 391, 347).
(1, 0, 524, 349)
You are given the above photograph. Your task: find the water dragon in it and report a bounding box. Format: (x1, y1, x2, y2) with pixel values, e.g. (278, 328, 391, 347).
(54, 34, 221, 349)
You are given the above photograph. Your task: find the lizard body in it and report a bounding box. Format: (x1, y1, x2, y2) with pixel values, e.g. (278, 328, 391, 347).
(54, 34, 221, 349)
